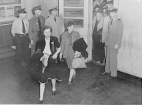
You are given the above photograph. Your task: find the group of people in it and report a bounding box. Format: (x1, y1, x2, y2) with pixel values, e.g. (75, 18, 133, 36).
(92, 0, 123, 79)
(11, 0, 123, 103)
(11, 5, 88, 104)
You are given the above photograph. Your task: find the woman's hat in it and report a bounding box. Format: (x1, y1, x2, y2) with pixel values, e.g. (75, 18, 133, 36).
(109, 7, 118, 13)
(95, 8, 103, 14)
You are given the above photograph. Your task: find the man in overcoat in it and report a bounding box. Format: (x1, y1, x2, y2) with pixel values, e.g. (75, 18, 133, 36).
(45, 6, 63, 41)
(105, 7, 123, 78)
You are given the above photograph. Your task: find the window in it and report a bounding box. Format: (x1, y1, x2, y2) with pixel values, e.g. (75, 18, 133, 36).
(0, 0, 22, 24)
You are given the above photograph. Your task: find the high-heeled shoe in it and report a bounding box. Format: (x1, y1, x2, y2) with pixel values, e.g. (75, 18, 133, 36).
(37, 100, 43, 104)
(52, 91, 56, 96)
(102, 72, 107, 75)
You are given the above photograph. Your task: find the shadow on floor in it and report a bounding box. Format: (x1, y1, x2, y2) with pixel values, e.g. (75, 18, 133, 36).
(0, 57, 141, 104)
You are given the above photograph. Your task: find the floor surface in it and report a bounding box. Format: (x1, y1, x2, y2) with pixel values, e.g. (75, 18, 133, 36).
(0, 57, 141, 104)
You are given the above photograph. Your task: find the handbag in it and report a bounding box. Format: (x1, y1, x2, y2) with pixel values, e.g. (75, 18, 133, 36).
(72, 57, 87, 69)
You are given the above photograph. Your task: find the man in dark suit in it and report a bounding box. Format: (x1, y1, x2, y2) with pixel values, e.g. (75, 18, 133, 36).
(104, 7, 123, 79)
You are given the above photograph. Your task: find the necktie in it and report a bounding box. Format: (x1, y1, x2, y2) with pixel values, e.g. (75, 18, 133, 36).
(38, 17, 41, 31)
(54, 17, 56, 22)
(22, 19, 25, 33)
(111, 19, 113, 25)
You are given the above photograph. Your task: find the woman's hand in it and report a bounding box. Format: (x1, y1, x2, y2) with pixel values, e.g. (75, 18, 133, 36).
(74, 51, 81, 58)
(52, 53, 58, 59)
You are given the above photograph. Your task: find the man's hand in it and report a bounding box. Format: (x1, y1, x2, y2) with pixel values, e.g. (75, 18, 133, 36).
(31, 40, 34, 45)
(114, 44, 118, 49)
(59, 53, 62, 60)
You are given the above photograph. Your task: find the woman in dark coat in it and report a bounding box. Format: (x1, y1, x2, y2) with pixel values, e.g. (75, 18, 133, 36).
(92, 8, 105, 65)
(30, 25, 61, 103)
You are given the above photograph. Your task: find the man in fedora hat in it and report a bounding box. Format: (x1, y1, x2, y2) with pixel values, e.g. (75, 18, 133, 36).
(29, 5, 45, 57)
(45, 6, 63, 41)
(104, 7, 123, 79)
(11, 8, 30, 66)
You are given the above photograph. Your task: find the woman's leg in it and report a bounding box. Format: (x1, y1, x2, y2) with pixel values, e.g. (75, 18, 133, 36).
(39, 83, 46, 101)
(68, 69, 76, 85)
(51, 79, 56, 91)
(51, 79, 56, 96)
(73, 69, 76, 79)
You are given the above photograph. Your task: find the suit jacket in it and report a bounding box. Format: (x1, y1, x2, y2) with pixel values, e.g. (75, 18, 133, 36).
(102, 15, 110, 42)
(106, 18, 123, 49)
(35, 36, 60, 54)
(29, 15, 45, 40)
(45, 15, 63, 40)
(61, 31, 80, 58)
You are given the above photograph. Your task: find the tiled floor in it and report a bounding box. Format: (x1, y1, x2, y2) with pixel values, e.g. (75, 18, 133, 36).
(0, 57, 141, 104)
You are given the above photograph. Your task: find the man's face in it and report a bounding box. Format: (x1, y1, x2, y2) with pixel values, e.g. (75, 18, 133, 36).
(19, 13, 26, 18)
(35, 10, 41, 16)
(109, 12, 117, 19)
(51, 9, 58, 16)
(67, 25, 74, 33)
(44, 29, 51, 38)
(96, 13, 102, 20)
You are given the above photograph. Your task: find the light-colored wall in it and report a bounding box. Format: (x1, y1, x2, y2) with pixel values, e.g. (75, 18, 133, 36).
(115, 0, 142, 78)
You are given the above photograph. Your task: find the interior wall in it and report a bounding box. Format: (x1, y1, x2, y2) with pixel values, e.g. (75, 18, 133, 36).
(116, 0, 142, 77)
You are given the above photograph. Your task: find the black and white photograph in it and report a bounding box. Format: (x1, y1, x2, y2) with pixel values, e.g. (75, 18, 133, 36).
(0, 0, 141, 104)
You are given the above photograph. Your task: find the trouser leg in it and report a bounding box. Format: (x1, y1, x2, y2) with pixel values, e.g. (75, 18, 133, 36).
(22, 35, 30, 64)
(110, 49, 118, 77)
(105, 47, 110, 73)
(31, 35, 38, 57)
(15, 36, 22, 63)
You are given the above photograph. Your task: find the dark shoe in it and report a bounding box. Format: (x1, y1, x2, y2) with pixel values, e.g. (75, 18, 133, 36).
(108, 76, 116, 79)
(68, 81, 71, 85)
(102, 72, 107, 75)
(37, 100, 43, 104)
(52, 91, 56, 96)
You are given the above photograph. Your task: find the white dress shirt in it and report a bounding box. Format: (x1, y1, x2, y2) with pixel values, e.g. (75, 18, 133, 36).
(43, 38, 51, 55)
